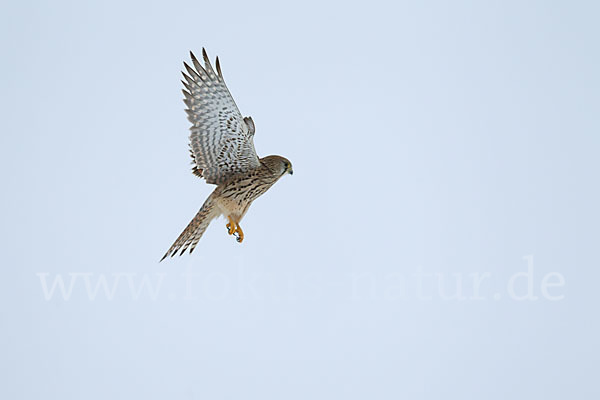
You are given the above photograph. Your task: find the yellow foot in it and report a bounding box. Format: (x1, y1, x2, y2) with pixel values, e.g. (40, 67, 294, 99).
(226, 217, 244, 243)
(227, 216, 235, 235)
(235, 225, 244, 243)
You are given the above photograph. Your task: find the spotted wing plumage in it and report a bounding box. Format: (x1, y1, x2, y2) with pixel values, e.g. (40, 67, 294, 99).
(182, 49, 260, 184)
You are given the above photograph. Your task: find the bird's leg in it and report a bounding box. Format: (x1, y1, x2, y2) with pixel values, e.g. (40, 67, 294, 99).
(226, 216, 244, 243)
(234, 224, 244, 243)
(227, 216, 235, 235)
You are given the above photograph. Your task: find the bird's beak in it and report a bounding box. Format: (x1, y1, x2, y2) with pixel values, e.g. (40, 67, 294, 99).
(288, 168, 293, 175)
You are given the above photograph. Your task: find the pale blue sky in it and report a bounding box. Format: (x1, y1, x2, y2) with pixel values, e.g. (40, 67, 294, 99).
(1, 1, 599, 399)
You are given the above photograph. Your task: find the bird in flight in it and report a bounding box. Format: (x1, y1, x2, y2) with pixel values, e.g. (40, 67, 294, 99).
(161, 49, 293, 261)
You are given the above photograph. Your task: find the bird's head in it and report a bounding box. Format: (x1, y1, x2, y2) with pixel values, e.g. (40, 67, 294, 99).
(262, 155, 293, 177)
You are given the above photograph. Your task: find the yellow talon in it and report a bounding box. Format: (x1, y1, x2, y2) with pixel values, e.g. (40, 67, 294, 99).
(226, 216, 244, 243)
(227, 216, 235, 235)
(235, 225, 244, 243)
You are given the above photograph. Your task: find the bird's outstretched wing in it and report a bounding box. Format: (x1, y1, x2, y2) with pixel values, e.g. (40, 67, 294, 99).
(182, 49, 260, 184)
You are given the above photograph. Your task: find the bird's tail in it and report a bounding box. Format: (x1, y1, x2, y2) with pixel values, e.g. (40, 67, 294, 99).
(160, 194, 220, 261)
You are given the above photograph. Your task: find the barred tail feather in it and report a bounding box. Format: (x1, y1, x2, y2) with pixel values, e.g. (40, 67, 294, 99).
(160, 194, 219, 261)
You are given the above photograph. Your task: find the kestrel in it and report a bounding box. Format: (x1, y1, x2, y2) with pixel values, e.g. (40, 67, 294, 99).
(161, 49, 293, 261)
